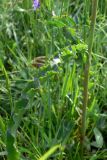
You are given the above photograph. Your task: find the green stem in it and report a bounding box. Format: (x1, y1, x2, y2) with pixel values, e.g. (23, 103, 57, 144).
(81, 0, 98, 159)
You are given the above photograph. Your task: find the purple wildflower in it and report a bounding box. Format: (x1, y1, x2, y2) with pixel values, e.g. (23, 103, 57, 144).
(33, 0, 40, 10)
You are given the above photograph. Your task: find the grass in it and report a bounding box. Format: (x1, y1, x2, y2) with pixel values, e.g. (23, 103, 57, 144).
(0, 0, 107, 160)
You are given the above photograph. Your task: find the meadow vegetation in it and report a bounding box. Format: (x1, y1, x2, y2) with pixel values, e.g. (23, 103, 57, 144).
(0, 0, 107, 159)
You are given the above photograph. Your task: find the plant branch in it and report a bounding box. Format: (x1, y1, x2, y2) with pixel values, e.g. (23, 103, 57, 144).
(81, 0, 98, 158)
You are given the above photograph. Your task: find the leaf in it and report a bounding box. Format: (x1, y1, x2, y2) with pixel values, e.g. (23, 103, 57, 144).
(39, 144, 61, 160)
(93, 127, 103, 148)
(47, 19, 66, 28)
(89, 154, 97, 160)
(6, 130, 20, 160)
(0, 116, 5, 137)
(0, 116, 6, 143)
(61, 64, 76, 97)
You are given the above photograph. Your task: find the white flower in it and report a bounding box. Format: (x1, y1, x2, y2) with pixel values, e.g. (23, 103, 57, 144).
(50, 58, 61, 67)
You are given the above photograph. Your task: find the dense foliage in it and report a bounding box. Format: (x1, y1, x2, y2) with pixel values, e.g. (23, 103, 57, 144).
(0, 0, 107, 159)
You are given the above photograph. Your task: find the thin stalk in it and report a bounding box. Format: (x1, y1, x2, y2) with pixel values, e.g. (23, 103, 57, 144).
(0, 60, 13, 109)
(81, 0, 98, 158)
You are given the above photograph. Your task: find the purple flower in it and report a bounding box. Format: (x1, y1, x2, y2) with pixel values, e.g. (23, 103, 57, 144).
(33, 0, 40, 10)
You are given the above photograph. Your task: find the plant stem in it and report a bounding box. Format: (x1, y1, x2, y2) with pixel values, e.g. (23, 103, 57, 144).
(81, 0, 98, 158)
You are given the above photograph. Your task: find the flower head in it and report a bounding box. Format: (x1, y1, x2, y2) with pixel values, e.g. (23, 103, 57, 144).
(50, 57, 61, 67)
(33, 0, 40, 10)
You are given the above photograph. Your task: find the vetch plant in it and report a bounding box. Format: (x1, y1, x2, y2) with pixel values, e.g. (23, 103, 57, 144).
(0, 0, 106, 159)
(33, 0, 40, 10)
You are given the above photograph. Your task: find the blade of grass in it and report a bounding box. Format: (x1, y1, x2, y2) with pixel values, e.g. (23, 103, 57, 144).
(0, 59, 13, 109)
(39, 144, 62, 160)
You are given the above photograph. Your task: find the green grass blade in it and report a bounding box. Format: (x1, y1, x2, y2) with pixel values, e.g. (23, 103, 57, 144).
(39, 144, 62, 160)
